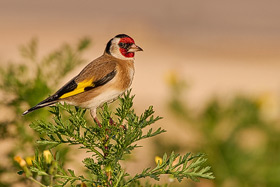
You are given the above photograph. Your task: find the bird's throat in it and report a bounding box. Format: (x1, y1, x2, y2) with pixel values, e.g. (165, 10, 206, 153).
(120, 48, 134, 58)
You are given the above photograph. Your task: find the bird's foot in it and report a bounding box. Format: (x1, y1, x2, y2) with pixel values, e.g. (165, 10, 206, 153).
(109, 118, 115, 126)
(94, 117, 102, 128)
(109, 118, 126, 130)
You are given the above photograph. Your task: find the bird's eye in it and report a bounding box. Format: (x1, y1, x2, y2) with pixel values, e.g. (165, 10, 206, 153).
(119, 42, 126, 48)
(119, 42, 132, 49)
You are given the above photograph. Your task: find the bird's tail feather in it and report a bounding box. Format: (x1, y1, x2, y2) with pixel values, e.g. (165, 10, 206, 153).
(22, 96, 58, 115)
(22, 101, 57, 115)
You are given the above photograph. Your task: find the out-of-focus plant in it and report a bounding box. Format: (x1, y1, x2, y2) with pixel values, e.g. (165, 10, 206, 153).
(1, 39, 214, 186)
(165, 71, 280, 186)
(0, 38, 91, 186)
(15, 90, 214, 186)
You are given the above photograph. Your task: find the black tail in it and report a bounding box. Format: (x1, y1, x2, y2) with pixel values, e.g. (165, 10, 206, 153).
(22, 95, 58, 115)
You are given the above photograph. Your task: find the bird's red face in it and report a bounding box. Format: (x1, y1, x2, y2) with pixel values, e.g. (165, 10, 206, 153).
(118, 37, 140, 58)
(106, 34, 143, 60)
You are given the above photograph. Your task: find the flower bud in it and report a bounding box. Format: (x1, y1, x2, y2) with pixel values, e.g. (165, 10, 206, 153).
(14, 156, 32, 177)
(43, 150, 52, 164)
(25, 156, 35, 166)
(14, 156, 27, 168)
(105, 164, 112, 173)
(155, 156, 163, 165)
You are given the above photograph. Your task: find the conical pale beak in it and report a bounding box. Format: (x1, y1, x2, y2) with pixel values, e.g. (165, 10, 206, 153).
(128, 44, 143, 52)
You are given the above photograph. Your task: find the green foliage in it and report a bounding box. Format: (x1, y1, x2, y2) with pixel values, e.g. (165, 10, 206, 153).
(166, 75, 280, 186)
(0, 38, 214, 186)
(127, 152, 213, 183)
(0, 38, 91, 186)
(19, 91, 214, 186)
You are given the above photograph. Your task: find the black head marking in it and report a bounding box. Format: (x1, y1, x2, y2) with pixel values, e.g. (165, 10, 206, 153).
(105, 38, 113, 54)
(118, 42, 133, 49)
(115, 34, 131, 38)
(105, 34, 132, 54)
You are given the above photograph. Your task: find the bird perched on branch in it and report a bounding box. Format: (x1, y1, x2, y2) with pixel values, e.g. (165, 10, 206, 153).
(23, 34, 143, 121)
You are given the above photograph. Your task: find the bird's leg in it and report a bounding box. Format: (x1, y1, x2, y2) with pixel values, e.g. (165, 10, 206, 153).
(94, 117, 102, 128)
(109, 117, 126, 130)
(92, 106, 124, 130)
(90, 108, 101, 127)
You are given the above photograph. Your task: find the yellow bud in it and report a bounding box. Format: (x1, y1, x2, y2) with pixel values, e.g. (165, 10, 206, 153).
(105, 165, 112, 172)
(43, 150, 52, 164)
(14, 156, 32, 177)
(25, 156, 35, 166)
(14, 156, 27, 168)
(155, 156, 163, 165)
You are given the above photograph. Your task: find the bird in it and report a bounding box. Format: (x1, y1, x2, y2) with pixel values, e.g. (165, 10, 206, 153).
(22, 34, 143, 122)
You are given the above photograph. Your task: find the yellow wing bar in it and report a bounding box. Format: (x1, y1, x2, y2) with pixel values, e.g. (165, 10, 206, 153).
(60, 79, 94, 99)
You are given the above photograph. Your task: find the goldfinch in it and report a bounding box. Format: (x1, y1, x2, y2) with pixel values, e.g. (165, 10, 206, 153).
(23, 34, 143, 120)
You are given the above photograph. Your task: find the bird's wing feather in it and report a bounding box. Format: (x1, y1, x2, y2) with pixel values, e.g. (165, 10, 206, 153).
(56, 60, 117, 100)
(22, 58, 117, 115)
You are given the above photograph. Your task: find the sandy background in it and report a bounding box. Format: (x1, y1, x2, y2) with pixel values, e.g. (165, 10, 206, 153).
(1, 0, 280, 186)
(1, 0, 280, 106)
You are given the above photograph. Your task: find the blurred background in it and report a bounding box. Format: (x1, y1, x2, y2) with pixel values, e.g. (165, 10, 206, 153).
(1, 0, 280, 186)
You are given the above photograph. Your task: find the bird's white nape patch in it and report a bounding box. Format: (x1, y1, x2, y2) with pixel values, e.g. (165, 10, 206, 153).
(110, 38, 134, 60)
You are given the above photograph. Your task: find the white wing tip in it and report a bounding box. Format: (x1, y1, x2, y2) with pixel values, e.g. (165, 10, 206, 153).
(22, 110, 29, 116)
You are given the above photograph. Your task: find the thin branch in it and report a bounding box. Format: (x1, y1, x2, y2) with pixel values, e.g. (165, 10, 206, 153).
(28, 177, 48, 187)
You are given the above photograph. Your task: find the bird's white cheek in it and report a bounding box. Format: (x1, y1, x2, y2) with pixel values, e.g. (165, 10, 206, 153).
(109, 40, 134, 60)
(111, 48, 134, 60)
